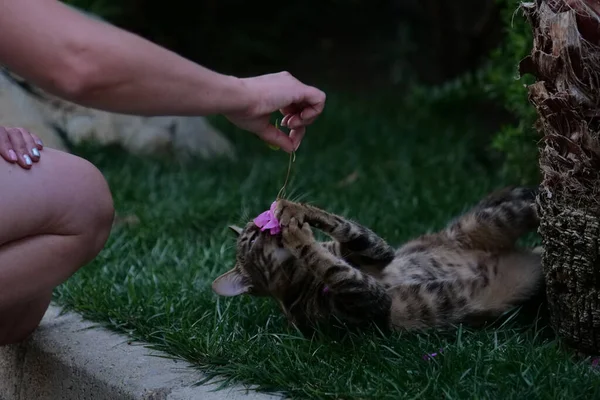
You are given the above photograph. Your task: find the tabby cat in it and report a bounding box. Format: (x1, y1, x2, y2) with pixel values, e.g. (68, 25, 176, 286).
(212, 186, 544, 335)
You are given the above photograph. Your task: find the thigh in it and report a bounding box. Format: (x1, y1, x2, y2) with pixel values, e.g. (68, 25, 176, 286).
(0, 148, 113, 343)
(0, 147, 111, 244)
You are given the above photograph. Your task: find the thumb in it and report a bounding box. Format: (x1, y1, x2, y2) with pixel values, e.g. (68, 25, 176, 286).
(256, 124, 294, 153)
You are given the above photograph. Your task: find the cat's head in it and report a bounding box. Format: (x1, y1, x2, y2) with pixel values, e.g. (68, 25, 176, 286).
(211, 222, 293, 298)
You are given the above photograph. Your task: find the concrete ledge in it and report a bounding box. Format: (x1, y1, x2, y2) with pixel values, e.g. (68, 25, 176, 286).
(0, 305, 282, 400)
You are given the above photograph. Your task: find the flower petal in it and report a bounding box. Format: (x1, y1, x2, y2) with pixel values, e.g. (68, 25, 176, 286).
(253, 211, 271, 227)
(263, 218, 279, 229)
(253, 202, 282, 235)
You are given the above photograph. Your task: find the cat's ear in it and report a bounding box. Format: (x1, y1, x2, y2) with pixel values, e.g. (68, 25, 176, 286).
(228, 225, 243, 236)
(212, 269, 249, 296)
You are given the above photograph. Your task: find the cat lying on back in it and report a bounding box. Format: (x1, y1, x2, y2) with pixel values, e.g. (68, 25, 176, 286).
(212, 186, 544, 335)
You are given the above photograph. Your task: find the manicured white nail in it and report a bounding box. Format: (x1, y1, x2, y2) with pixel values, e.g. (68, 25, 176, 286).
(8, 149, 17, 162)
(24, 155, 32, 165)
(35, 139, 43, 147)
(32, 148, 40, 158)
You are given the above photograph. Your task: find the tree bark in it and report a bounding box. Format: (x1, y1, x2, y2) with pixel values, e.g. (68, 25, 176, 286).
(519, 0, 600, 354)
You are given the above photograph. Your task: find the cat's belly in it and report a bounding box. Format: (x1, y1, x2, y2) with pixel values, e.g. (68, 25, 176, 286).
(380, 249, 492, 286)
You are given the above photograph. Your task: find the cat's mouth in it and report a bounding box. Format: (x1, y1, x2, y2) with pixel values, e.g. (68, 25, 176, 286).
(250, 226, 284, 247)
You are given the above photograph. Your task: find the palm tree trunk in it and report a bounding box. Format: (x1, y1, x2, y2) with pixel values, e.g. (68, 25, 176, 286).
(519, 0, 600, 354)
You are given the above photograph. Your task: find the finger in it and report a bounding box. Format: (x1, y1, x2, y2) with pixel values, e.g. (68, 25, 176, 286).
(300, 116, 318, 127)
(280, 104, 302, 117)
(281, 114, 292, 127)
(281, 88, 326, 119)
(30, 133, 44, 150)
(299, 101, 325, 121)
(257, 125, 295, 153)
(0, 127, 17, 164)
(7, 128, 32, 169)
(287, 114, 318, 130)
(285, 114, 301, 129)
(289, 127, 306, 151)
(18, 128, 40, 162)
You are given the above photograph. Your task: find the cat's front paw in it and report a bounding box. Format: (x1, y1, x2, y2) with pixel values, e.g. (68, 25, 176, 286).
(275, 199, 307, 228)
(282, 217, 315, 255)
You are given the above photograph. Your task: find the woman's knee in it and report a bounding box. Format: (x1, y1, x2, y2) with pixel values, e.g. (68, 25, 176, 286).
(61, 154, 115, 261)
(0, 148, 114, 248)
(23, 148, 116, 262)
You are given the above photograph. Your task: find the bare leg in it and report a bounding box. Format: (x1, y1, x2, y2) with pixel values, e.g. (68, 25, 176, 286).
(0, 148, 114, 345)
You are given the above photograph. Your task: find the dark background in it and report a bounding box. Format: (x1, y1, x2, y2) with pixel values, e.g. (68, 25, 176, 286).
(67, 0, 504, 91)
(64, 0, 539, 183)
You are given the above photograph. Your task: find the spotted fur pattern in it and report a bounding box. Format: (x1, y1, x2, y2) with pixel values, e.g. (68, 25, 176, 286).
(212, 186, 543, 335)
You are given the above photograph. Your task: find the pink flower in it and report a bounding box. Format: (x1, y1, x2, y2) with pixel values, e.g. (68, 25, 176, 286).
(253, 201, 281, 235)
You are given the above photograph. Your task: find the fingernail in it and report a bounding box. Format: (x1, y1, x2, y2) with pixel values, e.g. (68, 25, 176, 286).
(24, 155, 32, 166)
(32, 148, 40, 158)
(36, 139, 43, 147)
(268, 144, 280, 151)
(8, 149, 17, 162)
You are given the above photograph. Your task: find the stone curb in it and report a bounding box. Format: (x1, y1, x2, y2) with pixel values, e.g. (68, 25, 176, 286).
(0, 304, 283, 400)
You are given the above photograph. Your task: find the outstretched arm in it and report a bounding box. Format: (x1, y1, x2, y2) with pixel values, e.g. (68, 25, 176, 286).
(0, 0, 326, 152)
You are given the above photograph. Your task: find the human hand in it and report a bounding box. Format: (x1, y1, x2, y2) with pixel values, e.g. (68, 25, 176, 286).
(0, 127, 43, 169)
(224, 72, 326, 152)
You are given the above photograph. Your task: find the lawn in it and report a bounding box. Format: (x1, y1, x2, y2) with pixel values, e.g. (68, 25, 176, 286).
(54, 90, 600, 399)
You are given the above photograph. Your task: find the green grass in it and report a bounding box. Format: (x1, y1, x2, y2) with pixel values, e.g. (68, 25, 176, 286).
(54, 91, 600, 399)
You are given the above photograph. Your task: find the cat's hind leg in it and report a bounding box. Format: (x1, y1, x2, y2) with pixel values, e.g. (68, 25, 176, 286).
(470, 248, 544, 315)
(443, 186, 539, 252)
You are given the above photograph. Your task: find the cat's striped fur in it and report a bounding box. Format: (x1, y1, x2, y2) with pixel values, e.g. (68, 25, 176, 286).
(212, 186, 544, 335)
